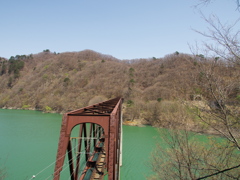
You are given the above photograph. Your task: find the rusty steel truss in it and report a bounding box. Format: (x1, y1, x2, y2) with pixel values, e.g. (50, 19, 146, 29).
(53, 97, 123, 180)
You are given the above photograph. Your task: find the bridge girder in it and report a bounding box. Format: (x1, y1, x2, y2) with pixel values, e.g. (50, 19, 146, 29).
(53, 97, 123, 180)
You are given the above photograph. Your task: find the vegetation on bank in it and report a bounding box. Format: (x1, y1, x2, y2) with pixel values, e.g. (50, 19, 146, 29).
(0, 50, 239, 132)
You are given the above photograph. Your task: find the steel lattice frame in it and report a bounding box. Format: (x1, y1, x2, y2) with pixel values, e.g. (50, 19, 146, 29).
(53, 97, 123, 180)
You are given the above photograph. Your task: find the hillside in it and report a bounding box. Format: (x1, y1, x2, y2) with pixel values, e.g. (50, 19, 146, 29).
(0, 50, 239, 130)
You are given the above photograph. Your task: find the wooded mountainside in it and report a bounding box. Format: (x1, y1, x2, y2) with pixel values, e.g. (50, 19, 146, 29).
(0, 50, 239, 130)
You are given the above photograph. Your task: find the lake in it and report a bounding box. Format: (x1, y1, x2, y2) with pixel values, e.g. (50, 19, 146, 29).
(0, 109, 159, 180)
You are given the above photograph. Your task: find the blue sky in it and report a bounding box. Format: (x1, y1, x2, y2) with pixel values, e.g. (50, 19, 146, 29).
(0, 0, 239, 60)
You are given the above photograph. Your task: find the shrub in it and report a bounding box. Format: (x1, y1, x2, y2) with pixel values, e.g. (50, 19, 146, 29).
(7, 77, 13, 88)
(237, 95, 240, 101)
(63, 77, 70, 86)
(44, 65, 49, 70)
(22, 105, 30, 109)
(42, 74, 48, 79)
(43, 49, 50, 53)
(63, 77, 70, 83)
(157, 98, 162, 102)
(44, 106, 52, 112)
(8, 59, 24, 74)
(127, 100, 134, 107)
(129, 79, 135, 83)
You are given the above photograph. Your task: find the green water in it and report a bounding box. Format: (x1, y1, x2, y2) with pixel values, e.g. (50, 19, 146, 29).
(121, 125, 159, 179)
(0, 109, 62, 180)
(0, 109, 160, 180)
(0, 109, 215, 180)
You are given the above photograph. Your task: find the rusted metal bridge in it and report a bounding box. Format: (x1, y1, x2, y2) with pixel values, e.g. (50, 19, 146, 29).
(53, 97, 123, 180)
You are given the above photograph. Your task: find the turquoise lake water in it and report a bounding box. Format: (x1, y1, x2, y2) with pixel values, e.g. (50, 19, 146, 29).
(0, 109, 160, 180)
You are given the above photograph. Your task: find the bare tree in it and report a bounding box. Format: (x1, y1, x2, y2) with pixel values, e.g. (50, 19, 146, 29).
(192, 58, 240, 148)
(187, 12, 240, 178)
(194, 14, 240, 65)
(148, 129, 240, 180)
(191, 14, 240, 150)
(197, 0, 240, 9)
(149, 5, 240, 180)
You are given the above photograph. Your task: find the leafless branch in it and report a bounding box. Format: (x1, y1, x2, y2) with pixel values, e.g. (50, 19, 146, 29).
(196, 0, 240, 10)
(194, 14, 240, 65)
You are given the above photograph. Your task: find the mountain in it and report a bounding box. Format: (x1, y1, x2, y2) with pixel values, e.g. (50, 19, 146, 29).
(0, 50, 239, 128)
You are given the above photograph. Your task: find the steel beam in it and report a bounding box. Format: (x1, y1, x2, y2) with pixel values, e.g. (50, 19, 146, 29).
(53, 97, 123, 180)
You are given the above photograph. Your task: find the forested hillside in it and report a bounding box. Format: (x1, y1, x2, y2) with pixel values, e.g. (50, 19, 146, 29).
(0, 50, 239, 130)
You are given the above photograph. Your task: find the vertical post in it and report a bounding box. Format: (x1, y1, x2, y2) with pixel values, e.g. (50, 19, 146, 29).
(75, 124, 83, 180)
(108, 113, 116, 180)
(120, 106, 123, 167)
(83, 123, 88, 161)
(53, 114, 70, 180)
(118, 103, 123, 180)
(108, 98, 122, 180)
(93, 123, 96, 146)
(88, 123, 93, 154)
(67, 141, 75, 180)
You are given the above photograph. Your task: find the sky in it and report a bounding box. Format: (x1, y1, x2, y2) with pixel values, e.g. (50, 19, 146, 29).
(0, 0, 239, 60)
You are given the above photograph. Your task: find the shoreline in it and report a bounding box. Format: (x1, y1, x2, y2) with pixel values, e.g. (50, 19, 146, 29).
(1, 107, 238, 138)
(1, 106, 64, 114)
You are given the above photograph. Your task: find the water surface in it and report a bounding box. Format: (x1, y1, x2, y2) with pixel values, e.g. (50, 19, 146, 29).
(0, 109, 160, 180)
